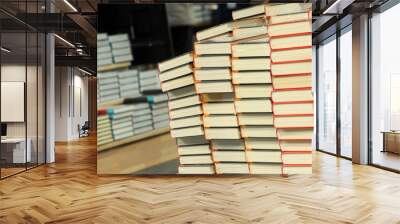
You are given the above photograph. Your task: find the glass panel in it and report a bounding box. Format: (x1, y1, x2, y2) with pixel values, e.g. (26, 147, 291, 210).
(27, 30, 38, 169)
(339, 28, 352, 158)
(1, 31, 27, 177)
(371, 4, 400, 171)
(317, 36, 337, 154)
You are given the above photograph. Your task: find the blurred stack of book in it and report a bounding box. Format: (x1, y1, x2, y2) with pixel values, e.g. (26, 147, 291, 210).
(157, 3, 313, 175)
(139, 69, 161, 93)
(97, 33, 133, 68)
(97, 111, 113, 146)
(97, 71, 119, 104)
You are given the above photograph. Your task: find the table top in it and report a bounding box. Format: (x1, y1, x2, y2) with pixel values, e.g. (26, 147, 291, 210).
(381, 131, 400, 134)
(1, 138, 30, 143)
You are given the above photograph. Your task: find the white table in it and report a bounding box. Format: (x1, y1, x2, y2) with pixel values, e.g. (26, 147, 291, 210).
(1, 138, 31, 163)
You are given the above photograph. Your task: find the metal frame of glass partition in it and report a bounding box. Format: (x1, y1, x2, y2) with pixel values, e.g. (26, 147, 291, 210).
(0, 1, 47, 180)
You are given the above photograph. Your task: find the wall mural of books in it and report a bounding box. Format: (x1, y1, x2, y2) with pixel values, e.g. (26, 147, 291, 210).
(97, 3, 313, 175)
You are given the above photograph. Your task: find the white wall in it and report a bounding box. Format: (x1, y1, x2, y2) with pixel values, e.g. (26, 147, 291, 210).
(55, 66, 89, 141)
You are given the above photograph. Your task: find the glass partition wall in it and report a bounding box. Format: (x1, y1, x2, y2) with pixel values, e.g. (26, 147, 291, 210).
(316, 26, 353, 159)
(0, 4, 46, 179)
(370, 3, 400, 172)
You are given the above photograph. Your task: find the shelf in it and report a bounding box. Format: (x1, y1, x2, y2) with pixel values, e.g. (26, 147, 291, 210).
(97, 62, 131, 72)
(97, 127, 170, 152)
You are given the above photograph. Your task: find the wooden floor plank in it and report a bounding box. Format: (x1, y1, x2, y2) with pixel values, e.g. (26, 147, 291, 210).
(0, 134, 400, 223)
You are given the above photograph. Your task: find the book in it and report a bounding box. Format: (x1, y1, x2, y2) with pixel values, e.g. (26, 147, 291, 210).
(179, 165, 215, 174)
(213, 151, 246, 162)
(177, 135, 209, 146)
(274, 115, 313, 128)
(194, 55, 231, 68)
(196, 81, 233, 93)
(234, 84, 272, 98)
(232, 4, 265, 20)
(233, 26, 268, 40)
(178, 145, 211, 155)
(234, 99, 272, 113)
(205, 127, 241, 139)
(232, 58, 271, 71)
(271, 61, 312, 76)
(169, 105, 203, 119)
(196, 22, 232, 41)
(161, 75, 194, 92)
(265, 3, 311, 16)
(203, 102, 236, 115)
(168, 95, 201, 110)
(267, 20, 312, 38)
(211, 139, 245, 150)
(170, 126, 204, 138)
(170, 116, 203, 129)
(159, 64, 193, 82)
(277, 128, 313, 140)
(232, 71, 271, 84)
(194, 42, 231, 55)
(268, 11, 311, 25)
(271, 89, 313, 103)
(246, 150, 281, 163)
(270, 34, 311, 50)
(272, 75, 312, 90)
(158, 53, 193, 72)
(215, 163, 249, 174)
(250, 163, 282, 174)
(203, 115, 238, 127)
(180, 155, 213, 165)
(201, 93, 235, 102)
(167, 85, 196, 100)
(232, 42, 270, 57)
(194, 68, 231, 81)
(273, 102, 314, 115)
(245, 138, 280, 150)
(270, 47, 312, 63)
(280, 140, 312, 152)
(237, 113, 273, 125)
(240, 126, 276, 138)
(282, 152, 312, 164)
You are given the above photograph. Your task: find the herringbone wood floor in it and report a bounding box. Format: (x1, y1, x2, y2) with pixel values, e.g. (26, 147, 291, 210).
(1, 134, 400, 224)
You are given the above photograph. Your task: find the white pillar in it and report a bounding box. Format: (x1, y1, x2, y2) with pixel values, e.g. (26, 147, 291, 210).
(352, 14, 369, 164)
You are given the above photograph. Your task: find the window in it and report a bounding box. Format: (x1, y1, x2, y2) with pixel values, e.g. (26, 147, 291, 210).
(318, 35, 337, 154)
(370, 3, 400, 171)
(339, 27, 352, 158)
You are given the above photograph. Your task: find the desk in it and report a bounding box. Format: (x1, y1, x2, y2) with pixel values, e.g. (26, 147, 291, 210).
(1, 138, 31, 163)
(382, 131, 400, 154)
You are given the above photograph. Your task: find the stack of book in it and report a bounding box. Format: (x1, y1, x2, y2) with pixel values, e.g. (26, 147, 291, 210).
(109, 33, 133, 64)
(97, 33, 113, 67)
(266, 3, 313, 174)
(194, 23, 245, 174)
(97, 109, 113, 146)
(230, 6, 282, 174)
(147, 94, 169, 129)
(107, 102, 153, 140)
(139, 69, 162, 93)
(118, 69, 140, 98)
(107, 105, 135, 141)
(97, 71, 120, 103)
(158, 53, 215, 174)
(132, 101, 154, 135)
